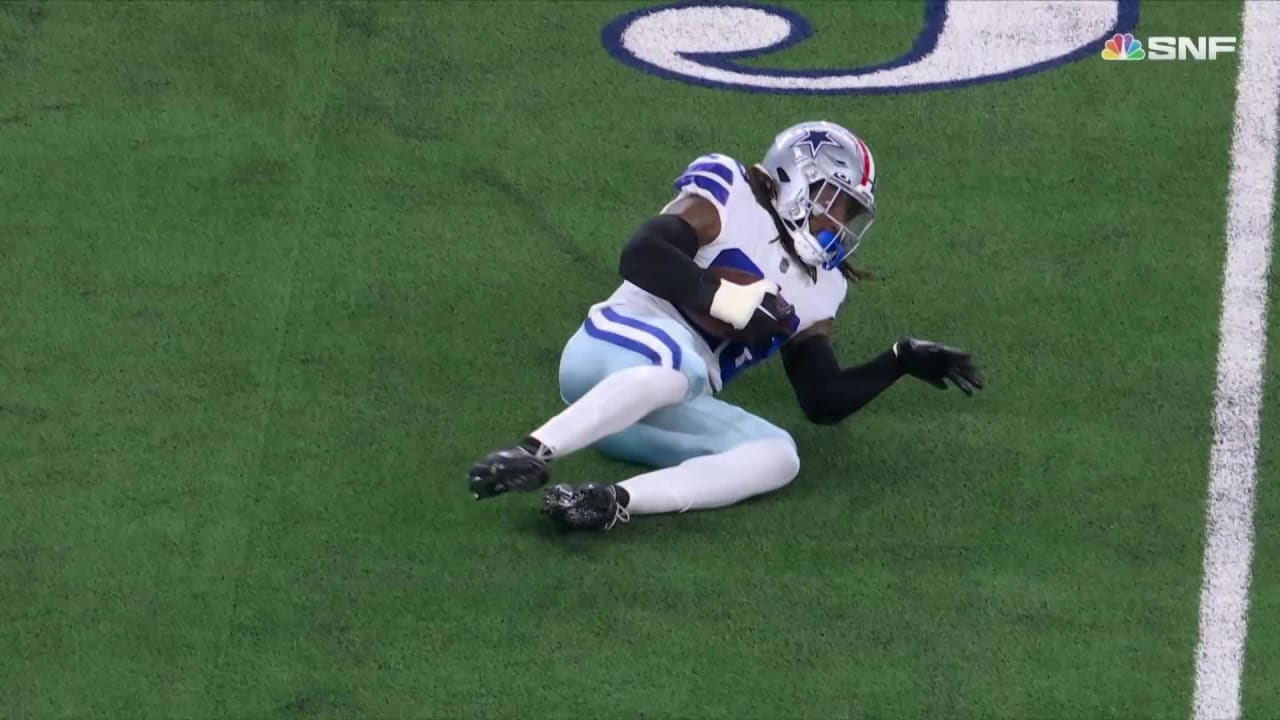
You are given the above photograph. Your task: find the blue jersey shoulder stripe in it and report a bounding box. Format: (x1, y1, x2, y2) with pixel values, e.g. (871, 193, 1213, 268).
(685, 161, 735, 185)
(674, 173, 730, 205)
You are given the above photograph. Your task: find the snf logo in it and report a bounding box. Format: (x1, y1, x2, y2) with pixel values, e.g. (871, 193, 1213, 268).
(1102, 33, 1238, 61)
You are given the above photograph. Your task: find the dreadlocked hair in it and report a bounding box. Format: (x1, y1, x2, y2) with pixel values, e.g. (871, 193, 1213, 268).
(745, 163, 874, 284)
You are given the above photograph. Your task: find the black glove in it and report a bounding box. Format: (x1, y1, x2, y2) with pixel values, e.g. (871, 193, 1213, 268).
(894, 336, 985, 395)
(737, 292, 796, 346)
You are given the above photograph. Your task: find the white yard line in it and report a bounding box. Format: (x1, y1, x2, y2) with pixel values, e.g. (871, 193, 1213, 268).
(1193, 2, 1280, 719)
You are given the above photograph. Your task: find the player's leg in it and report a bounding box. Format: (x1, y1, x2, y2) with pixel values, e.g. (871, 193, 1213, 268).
(532, 314, 696, 458)
(468, 308, 707, 499)
(543, 396, 801, 529)
(617, 397, 800, 513)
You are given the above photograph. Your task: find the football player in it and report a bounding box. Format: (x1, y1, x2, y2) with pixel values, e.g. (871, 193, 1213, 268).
(467, 120, 984, 531)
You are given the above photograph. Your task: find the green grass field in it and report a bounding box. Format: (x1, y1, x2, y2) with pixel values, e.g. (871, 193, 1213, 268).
(1, 1, 1276, 717)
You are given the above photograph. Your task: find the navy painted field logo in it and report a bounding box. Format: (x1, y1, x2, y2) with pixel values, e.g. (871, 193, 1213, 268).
(602, 0, 1139, 95)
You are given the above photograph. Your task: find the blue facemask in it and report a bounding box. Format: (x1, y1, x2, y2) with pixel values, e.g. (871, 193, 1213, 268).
(815, 229, 852, 271)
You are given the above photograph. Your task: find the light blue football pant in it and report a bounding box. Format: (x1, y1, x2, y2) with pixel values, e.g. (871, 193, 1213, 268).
(557, 306, 794, 468)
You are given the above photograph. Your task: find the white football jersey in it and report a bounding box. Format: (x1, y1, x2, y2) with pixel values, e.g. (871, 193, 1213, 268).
(592, 153, 848, 391)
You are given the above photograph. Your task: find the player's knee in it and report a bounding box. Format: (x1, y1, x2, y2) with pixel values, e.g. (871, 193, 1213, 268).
(747, 435, 800, 492)
(772, 434, 801, 485)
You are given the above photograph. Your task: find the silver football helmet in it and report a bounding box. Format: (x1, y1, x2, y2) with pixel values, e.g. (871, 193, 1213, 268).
(761, 121, 877, 271)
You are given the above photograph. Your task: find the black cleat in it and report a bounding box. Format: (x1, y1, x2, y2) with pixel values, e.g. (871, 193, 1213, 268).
(543, 483, 630, 531)
(468, 444, 550, 500)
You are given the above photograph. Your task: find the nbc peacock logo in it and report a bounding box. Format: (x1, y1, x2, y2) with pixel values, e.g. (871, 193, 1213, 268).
(1102, 32, 1145, 61)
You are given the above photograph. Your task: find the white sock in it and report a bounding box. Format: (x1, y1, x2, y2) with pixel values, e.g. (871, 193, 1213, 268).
(531, 365, 688, 458)
(618, 437, 800, 514)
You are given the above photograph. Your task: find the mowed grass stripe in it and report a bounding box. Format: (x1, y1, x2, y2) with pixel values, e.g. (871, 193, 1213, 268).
(0, 4, 343, 715)
(203, 8, 342, 716)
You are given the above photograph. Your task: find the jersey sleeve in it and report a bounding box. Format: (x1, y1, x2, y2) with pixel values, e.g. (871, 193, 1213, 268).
(794, 271, 849, 336)
(833, 273, 849, 316)
(660, 153, 750, 244)
(824, 273, 850, 323)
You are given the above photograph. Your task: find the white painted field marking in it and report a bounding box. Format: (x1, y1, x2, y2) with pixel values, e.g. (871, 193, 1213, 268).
(1193, 2, 1280, 719)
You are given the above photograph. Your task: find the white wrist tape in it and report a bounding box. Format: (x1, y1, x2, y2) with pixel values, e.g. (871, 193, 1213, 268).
(708, 279, 778, 330)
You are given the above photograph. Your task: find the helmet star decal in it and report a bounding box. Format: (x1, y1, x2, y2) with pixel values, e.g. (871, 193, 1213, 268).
(794, 129, 840, 157)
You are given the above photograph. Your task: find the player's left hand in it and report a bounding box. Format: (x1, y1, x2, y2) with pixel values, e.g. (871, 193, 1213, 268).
(894, 336, 985, 395)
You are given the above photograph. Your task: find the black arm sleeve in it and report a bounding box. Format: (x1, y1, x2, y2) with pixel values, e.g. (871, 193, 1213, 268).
(782, 334, 904, 425)
(618, 214, 720, 313)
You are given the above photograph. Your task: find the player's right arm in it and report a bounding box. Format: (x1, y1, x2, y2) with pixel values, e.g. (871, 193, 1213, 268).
(617, 194, 787, 340)
(617, 194, 720, 309)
